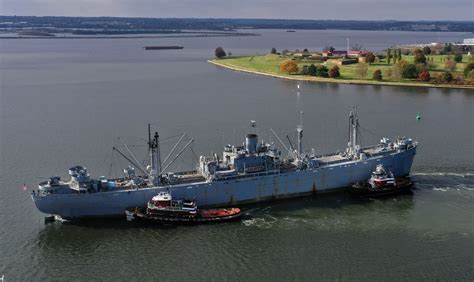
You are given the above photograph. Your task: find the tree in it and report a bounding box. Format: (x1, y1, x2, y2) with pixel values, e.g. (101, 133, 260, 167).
(413, 48, 423, 55)
(392, 50, 397, 64)
(397, 60, 409, 71)
(271, 47, 277, 54)
(328, 65, 340, 78)
(366, 52, 376, 64)
(215, 47, 226, 58)
(402, 63, 418, 79)
(391, 64, 402, 80)
(435, 73, 445, 84)
(418, 70, 430, 82)
(444, 59, 457, 71)
(398, 49, 402, 62)
(282, 49, 289, 55)
(279, 60, 299, 74)
(443, 71, 453, 83)
(316, 65, 329, 77)
(386, 49, 391, 64)
(443, 43, 453, 54)
(467, 69, 474, 80)
(422, 46, 432, 55)
(303, 48, 309, 54)
(227, 51, 232, 56)
(373, 69, 383, 81)
(464, 63, 474, 77)
(453, 54, 463, 63)
(355, 63, 368, 79)
(414, 53, 427, 65)
(307, 64, 317, 76)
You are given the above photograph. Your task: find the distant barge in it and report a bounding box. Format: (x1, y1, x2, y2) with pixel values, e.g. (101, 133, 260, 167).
(143, 46, 184, 50)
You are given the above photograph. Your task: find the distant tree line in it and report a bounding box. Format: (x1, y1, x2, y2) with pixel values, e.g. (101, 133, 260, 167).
(2, 16, 473, 32)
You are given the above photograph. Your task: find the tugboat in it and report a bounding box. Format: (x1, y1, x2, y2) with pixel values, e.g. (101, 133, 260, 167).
(125, 191, 242, 224)
(351, 164, 413, 196)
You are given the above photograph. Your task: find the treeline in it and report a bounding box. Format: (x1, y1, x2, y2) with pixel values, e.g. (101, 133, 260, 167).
(1, 16, 473, 32)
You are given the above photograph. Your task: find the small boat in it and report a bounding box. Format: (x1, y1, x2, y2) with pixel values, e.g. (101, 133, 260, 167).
(143, 46, 184, 50)
(351, 164, 413, 196)
(125, 191, 242, 224)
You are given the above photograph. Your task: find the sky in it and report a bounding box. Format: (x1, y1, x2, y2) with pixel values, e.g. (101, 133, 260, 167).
(1, 0, 473, 21)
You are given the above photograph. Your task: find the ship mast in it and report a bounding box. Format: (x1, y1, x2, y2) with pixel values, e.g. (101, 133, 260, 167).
(148, 124, 161, 185)
(296, 111, 304, 156)
(348, 108, 359, 156)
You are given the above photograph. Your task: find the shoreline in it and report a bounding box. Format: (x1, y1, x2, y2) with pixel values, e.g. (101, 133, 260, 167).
(208, 59, 474, 90)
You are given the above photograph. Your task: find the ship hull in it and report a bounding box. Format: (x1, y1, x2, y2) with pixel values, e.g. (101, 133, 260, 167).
(32, 146, 416, 219)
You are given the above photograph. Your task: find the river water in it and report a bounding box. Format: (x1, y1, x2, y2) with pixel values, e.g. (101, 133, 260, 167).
(1, 29, 473, 280)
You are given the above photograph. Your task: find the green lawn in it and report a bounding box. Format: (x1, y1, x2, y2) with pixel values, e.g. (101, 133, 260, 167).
(214, 54, 471, 85)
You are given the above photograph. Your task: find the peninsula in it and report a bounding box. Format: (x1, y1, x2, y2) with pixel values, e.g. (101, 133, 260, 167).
(209, 46, 474, 89)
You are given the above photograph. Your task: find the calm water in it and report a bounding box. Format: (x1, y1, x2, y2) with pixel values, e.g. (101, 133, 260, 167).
(1, 30, 473, 281)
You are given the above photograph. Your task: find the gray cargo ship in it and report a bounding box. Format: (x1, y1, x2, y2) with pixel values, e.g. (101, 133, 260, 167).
(31, 110, 417, 219)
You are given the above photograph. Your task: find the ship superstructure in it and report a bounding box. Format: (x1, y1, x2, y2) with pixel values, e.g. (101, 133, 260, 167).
(32, 110, 417, 219)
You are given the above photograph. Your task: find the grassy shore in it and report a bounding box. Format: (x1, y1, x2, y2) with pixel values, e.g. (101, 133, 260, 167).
(209, 54, 473, 89)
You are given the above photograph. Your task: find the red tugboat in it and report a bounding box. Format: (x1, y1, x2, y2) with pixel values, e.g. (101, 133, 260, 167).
(351, 164, 413, 196)
(125, 192, 242, 224)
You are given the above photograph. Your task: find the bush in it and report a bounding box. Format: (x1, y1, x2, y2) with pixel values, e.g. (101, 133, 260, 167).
(453, 74, 464, 85)
(355, 63, 368, 79)
(402, 63, 418, 79)
(435, 73, 445, 84)
(444, 59, 457, 71)
(453, 54, 463, 63)
(282, 49, 289, 55)
(279, 60, 299, 74)
(397, 60, 409, 71)
(373, 69, 383, 81)
(443, 72, 453, 83)
(391, 64, 402, 80)
(463, 63, 474, 77)
(215, 47, 226, 58)
(328, 66, 340, 78)
(418, 70, 430, 82)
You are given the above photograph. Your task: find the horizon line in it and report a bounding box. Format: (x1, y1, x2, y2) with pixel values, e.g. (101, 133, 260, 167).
(1, 15, 472, 23)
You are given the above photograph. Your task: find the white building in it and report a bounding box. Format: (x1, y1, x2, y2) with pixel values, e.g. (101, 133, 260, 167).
(463, 38, 474, 45)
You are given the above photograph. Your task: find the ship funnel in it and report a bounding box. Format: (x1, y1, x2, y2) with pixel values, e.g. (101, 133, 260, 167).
(246, 134, 258, 154)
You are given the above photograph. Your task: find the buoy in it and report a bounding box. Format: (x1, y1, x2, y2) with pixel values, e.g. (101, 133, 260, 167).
(416, 113, 421, 120)
(297, 83, 300, 89)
